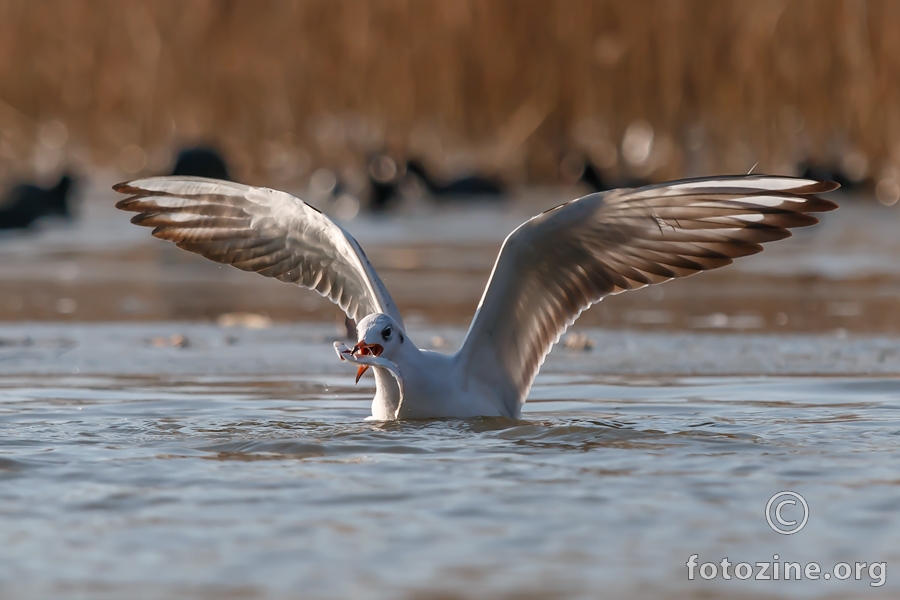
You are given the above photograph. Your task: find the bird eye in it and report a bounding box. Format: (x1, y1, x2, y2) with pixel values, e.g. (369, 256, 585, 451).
(381, 326, 392, 340)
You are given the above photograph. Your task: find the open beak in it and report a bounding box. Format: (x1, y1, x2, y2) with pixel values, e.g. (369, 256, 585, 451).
(352, 341, 383, 383)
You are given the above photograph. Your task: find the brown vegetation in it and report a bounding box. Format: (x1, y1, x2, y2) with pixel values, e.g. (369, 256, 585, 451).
(0, 0, 898, 187)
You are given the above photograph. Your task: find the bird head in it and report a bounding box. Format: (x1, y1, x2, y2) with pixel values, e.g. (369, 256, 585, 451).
(352, 313, 404, 383)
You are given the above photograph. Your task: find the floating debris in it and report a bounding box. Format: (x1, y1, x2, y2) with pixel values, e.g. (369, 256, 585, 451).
(562, 332, 595, 351)
(216, 312, 272, 329)
(150, 335, 190, 348)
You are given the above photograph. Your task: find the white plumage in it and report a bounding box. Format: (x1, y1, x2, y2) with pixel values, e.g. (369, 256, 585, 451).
(115, 175, 838, 420)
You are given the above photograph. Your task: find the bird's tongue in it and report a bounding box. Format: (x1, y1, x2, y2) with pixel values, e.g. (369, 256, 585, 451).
(354, 342, 383, 357)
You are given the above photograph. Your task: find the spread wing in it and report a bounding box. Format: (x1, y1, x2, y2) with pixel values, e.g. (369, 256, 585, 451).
(455, 176, 838, 417)
(114, 176, 403, 326)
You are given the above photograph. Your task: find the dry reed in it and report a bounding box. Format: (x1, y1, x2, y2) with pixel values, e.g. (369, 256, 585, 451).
(0, 0, 898, 188)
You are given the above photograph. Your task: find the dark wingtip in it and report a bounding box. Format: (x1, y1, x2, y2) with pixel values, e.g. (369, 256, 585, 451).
(115, 197, 141, 211)
(789, 196, 839, 213)
(796, 180, 840, 194)
(112, 181, 136, 193)
(816, 180, 840, 193)
(131, 215, 157, 226)
(815, 197, 839, 212)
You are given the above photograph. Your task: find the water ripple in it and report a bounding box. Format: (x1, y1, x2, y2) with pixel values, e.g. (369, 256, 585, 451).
(1, 372, 899, 599)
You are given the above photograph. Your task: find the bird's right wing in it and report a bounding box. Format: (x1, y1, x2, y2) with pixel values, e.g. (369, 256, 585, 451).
(114, 176, 403, 326)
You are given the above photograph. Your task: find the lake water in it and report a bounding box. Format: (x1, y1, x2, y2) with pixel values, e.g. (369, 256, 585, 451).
(1, 181, 899, 599)
(1, 323, 899, 600)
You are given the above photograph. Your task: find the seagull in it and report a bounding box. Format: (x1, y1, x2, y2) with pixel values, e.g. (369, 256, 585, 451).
(114, 175, 838, 420)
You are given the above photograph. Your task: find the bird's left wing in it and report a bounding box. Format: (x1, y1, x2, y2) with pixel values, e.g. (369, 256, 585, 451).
(114, 176, 403, 326)
(455, 176, 838, 417)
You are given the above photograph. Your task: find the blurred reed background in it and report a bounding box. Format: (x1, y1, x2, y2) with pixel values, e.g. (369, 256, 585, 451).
(1, 0, 899, 201)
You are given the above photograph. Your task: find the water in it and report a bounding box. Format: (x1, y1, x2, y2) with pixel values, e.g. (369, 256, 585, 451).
(3, 182, 900, 334)
(2, 181, 900, 598)
(1, 324, 899, 600)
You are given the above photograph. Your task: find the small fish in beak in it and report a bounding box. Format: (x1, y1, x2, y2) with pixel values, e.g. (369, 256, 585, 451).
(352, 341, 383, 383)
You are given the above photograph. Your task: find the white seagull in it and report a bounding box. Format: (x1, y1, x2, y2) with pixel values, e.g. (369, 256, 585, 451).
(114, 176, 838, 420)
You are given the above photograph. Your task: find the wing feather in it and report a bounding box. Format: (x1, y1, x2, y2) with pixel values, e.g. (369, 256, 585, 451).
(455, 175, 838, 417)
(114, 176, 402, 326)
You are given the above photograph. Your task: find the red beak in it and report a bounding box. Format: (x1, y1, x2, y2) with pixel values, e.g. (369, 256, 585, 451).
(352, 341, 383, 383)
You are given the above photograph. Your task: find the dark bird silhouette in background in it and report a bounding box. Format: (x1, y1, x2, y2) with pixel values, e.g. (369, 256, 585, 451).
(171, 146, 232, 180)
(366, 154, 402, 212)
(578, 161, 613, 193)
(368, 177, 400, 212)
(0, 173, 75, 230)
(575, 161, 654, 193)
(405, 159, 505, 200)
